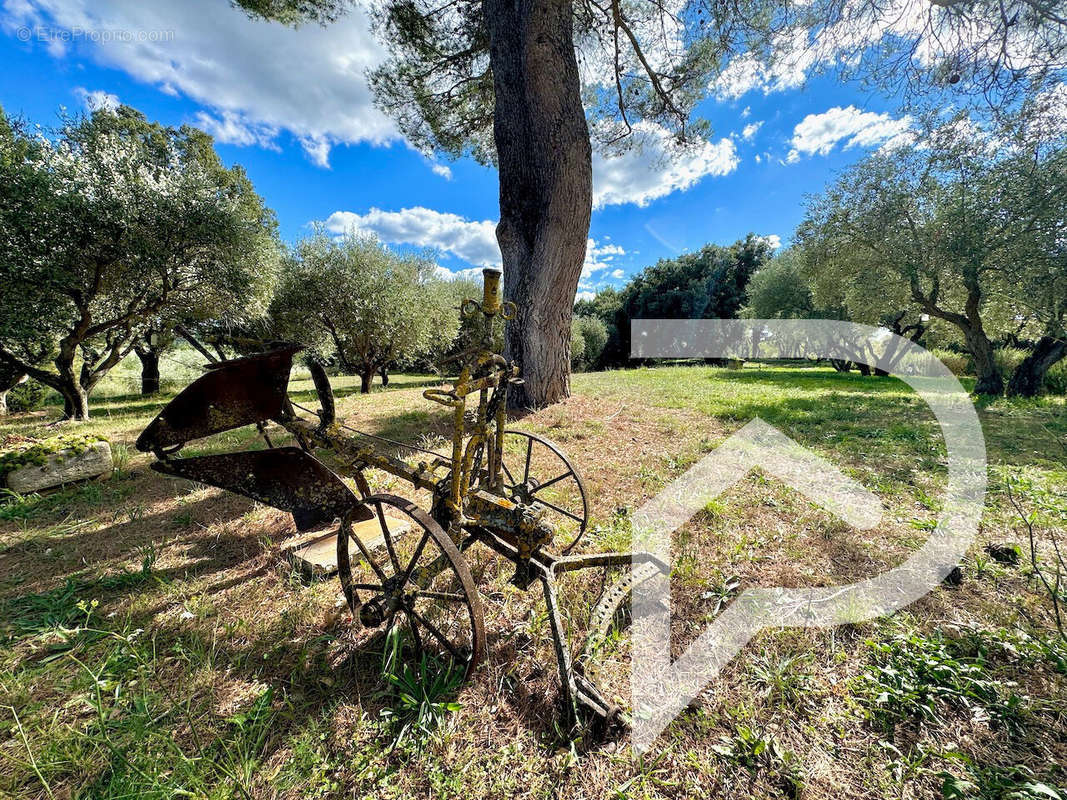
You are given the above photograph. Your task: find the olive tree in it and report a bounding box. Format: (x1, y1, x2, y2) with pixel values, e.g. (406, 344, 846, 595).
(232, 0, 1064, 409)
(797, 107, 1066, 395)
(272, 234, 460, 392)
(0, 106, 279, 418)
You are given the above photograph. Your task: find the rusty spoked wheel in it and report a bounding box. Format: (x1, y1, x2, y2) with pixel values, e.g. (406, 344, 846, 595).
(498, 430, 589, 554)
(336, 493, 485, 678)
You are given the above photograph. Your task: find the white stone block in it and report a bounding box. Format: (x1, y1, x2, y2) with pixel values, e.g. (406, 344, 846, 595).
(5, 440, 113, 493)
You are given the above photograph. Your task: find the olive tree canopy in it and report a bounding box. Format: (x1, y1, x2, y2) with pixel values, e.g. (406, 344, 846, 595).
(0, 105, 279, 419)
(271, 233, 461, 392)
(797, 100, 1067, 396)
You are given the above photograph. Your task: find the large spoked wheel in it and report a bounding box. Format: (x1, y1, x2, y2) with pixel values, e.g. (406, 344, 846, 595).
(498, 430, 589, 554)
(336, 494, 485, 678)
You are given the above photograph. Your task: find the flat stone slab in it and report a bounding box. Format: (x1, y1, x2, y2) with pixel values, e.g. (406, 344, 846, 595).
(283, 514, 411, 581)
(6, 440, 112, 493)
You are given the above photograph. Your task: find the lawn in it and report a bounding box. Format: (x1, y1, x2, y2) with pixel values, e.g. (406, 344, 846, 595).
(1, 361, 1065, 799)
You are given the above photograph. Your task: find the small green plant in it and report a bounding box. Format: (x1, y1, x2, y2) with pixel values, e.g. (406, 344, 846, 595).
(749, 651, 814, 707)
(858, 630, 1028, 736)
(0, 488, 44, 521)
(377, 625, 464, 745)
(712, 723, 803, 797)
(1004, 471, 1066, 646)
(701, 575, 742, 616)
(939, 752, 1066, 799)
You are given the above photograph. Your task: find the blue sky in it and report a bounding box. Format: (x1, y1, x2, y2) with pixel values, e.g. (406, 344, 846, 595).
(0, 0, 919, 298)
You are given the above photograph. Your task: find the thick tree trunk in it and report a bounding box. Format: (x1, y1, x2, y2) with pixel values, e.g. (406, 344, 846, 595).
(484, 0, 592, 411)
(1007, 335, 1066, 397)
(360, 366, 374, 394)
(59, 382, 90, 420)
(965, 328, 1003, 395)
(137, 348, 161, 396)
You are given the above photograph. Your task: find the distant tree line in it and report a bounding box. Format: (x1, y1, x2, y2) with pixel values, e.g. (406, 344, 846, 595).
(572, 235, 775, 370)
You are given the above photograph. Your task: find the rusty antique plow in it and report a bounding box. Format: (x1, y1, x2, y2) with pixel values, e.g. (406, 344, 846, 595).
(137, 269, 667, 736)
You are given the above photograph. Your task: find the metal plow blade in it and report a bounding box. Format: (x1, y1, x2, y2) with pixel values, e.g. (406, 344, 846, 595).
(151, 447, 373, 528)
(136, 345, 302, 453)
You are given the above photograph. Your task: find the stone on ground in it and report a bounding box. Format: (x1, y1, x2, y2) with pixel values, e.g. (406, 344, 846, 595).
(5, 441, 113, 493)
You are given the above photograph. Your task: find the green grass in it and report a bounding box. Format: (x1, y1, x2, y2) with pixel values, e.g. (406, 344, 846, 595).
(1, 360, 1065, 799)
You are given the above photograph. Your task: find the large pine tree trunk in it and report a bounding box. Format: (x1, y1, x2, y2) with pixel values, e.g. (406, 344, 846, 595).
(484, 0, 592, 411)
(1007, 335, 1066, 397)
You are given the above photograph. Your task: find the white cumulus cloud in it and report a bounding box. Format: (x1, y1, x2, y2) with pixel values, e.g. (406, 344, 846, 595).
(193, 110, 279, 149)
(74, 87, 119, 111)
(325, 207, 500, 267)
(787, 105, 912, 161)
(324, 207, 625, 279)
(4, 0, 395, 167)
(741, 121, 763, 140)
(593, 122, 738, 208)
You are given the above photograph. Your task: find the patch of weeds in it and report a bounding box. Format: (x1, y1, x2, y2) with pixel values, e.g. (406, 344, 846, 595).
(0, 488, 45, 521)
(858, 630, 1029, 737)
(221, 687, 281, 787)
(700, 574, 741, 617)
(879, 740, 936, 788)
(939, 752, 1066, 799)
(171, 510, 195, 528)
(274, 713, 349, 797)
(711, 723, 804, 798)
(1, 547, 157, 639)
(612, 749, 681, 798)
(749, 651, 815, 708)
(109, 442, 131, 473)
(377, 626, 464, 746)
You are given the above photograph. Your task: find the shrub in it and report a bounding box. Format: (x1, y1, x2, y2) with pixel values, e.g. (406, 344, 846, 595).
(931, 349, 970, 377)
(1044, 359, 1067, 395)
(6, 379, 48, 413)
(571, 316, 608, 371)
(992, 347, 1028, 377)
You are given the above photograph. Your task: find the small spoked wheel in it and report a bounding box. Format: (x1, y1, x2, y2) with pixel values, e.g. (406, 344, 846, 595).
(498, 430, 589, 554)
(336, 494, 485, 678)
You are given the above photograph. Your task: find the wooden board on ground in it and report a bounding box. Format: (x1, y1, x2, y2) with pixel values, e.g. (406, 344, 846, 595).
(282, 515, 410, 581)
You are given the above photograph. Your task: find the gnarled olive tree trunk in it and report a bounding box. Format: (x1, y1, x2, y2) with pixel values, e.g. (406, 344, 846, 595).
(484, 0, 592, 411)
(1007, 334, 1066, 397)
